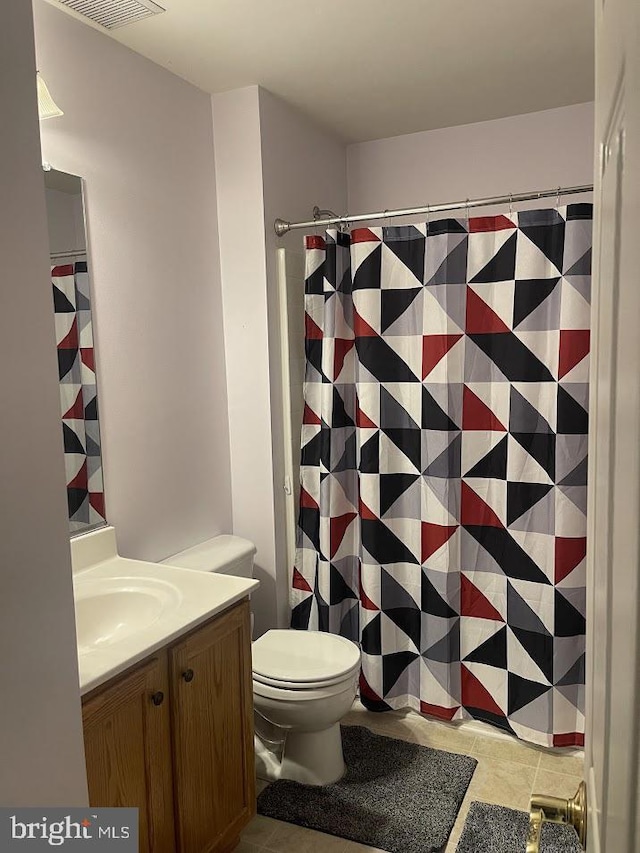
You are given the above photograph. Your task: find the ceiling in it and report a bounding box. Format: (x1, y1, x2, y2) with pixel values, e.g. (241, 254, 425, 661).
(53, 0, 595, 143)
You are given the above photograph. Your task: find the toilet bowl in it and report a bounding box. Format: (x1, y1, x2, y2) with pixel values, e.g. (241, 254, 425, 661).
(162, 536, 361, 786)
(252, 629, 361, 785)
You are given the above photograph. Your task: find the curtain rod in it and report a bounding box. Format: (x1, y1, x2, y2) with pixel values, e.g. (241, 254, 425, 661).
(50, 249, 87, 259)
(274, 183, 594, 237)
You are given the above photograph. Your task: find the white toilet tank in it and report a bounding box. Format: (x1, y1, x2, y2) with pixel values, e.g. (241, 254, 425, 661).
(161, 534, 256, 578)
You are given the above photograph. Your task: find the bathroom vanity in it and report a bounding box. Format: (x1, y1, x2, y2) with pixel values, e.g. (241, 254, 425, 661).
(72, 527, 259, 853)
(82, 598, 254, 853)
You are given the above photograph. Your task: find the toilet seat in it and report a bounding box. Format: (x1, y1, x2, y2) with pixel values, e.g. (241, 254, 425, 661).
(252, 629, 361, 690)
(252, 672, 359, 701)
(253, 663, 361, 691)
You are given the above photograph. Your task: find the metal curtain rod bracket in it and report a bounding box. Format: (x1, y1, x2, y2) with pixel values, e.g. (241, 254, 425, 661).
(274, 183, 594, 237)
(313, 205, 339, 220)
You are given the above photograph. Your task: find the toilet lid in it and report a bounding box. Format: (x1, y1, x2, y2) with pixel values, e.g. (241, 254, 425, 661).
(252, 630, 361, 685)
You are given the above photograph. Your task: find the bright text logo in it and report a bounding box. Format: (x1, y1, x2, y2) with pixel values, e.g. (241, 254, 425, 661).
(1, 809, 137, 850)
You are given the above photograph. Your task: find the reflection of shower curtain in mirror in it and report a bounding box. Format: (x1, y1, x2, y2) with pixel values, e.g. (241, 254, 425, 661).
(51, 261, 106, 532)
(291, 205, 592, 748)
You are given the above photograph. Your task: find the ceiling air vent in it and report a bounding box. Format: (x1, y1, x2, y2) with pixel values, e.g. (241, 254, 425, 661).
(55, 0, 165, 30)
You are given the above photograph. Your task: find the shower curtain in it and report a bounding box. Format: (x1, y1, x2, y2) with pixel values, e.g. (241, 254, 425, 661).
(290, 205, 592, 747)
(52, 261, 106, 532)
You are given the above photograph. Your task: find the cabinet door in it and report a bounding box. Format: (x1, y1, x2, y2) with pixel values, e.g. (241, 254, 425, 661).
(82, 655, 176, 853)
(170, 600, 255, 853)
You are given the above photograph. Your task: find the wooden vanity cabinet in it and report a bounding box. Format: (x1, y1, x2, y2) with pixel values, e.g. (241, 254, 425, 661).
(82, 599, 255, 853)
(171, 599, 255, 853)
(82, 655, 175, 853)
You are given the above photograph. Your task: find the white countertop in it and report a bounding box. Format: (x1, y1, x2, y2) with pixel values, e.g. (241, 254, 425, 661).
(74, 555, 258, 695)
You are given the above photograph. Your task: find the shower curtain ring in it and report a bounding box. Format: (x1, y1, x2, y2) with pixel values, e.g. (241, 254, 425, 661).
(556, 187, 561, 209)
(465, 198, 470, 221)
(508, 193, 514, 217)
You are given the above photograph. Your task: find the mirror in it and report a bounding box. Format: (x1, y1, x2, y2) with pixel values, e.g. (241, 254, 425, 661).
(44, 168, 106, 535)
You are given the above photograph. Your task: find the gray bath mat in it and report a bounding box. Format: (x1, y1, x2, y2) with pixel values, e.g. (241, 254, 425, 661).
(455, 802, 582, 853)
(257, 724, 477, 853)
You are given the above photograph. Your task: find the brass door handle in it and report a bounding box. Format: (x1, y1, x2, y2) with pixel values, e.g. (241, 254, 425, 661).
(526, 807, 544, 853)
(526, 781, 587, 852)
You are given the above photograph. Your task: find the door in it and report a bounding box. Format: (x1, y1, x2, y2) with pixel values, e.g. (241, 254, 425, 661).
(586, 1, 640, 851)
(82, 656, 176, 853)
(170, 601, 255, 853)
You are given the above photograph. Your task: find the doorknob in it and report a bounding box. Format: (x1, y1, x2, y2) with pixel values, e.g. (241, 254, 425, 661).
(182, 669, 194, 683)
(526, 781, 587, 852)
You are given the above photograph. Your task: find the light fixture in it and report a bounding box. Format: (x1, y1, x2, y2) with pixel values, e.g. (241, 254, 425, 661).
(37, 73, 64, 120)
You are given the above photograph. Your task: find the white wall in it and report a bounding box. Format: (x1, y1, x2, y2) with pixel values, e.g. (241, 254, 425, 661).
(212, 86, 347, 633)
(35, 0, 233, 562)
(347, 102, 595, 214)
(212, 86, 276, 635)
(0, 0, 87, 805)
(258, 88, 347, 626)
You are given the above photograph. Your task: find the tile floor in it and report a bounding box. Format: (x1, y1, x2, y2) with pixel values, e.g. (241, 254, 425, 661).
(240, 701, 584, 853)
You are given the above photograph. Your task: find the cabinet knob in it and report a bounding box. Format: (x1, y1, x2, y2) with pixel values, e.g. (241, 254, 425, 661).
(151, 691, 164, 706)
(182, 669, 194, 683)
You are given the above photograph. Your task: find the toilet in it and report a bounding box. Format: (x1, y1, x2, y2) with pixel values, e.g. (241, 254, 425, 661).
(162, 535, 361, 786)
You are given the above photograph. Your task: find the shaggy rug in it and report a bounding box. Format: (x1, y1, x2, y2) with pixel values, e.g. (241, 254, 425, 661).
(257, 724, 477, 853)
(455, 801, 583, 853)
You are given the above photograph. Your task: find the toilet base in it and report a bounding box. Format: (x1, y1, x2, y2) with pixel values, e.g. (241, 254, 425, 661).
(256, 723, 346, 786)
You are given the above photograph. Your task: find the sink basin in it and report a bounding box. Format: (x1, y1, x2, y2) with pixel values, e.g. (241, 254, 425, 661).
(75, 576, 182, 654)
(71, 546, 259, 694)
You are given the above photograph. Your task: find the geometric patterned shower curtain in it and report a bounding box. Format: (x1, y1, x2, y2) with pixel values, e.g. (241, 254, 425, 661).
(52, 261, 106, 533)
(290, 204, 592, 747)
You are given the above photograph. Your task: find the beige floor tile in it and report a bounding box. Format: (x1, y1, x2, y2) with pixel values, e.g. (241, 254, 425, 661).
(340, 841, 386, 853)
(263, 821, 347, 853)
(450, 795, 472, 830)
(405, 718, 477, 756)
(344, 704, 409, 725)
(341, 710, 381, 731)
(448, 798, 473, 844)
(343, 702, 477, 755)
(343, 709, 419, 745)
(372, 716, 424, 743)
(341, 712, 366, 728)
(464, 755, 537, 811)
(446, 809, 468, 849)
(472, 735, 541, 768)
(538, 750, 584, 777)
(254, 702, 581, 853)
(235, 841, 263, 853)
(446, 831, 463, 851)
(532, 768, 583, 800)
(342, 700, 372, 721)
(241, 814, 280, 847)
